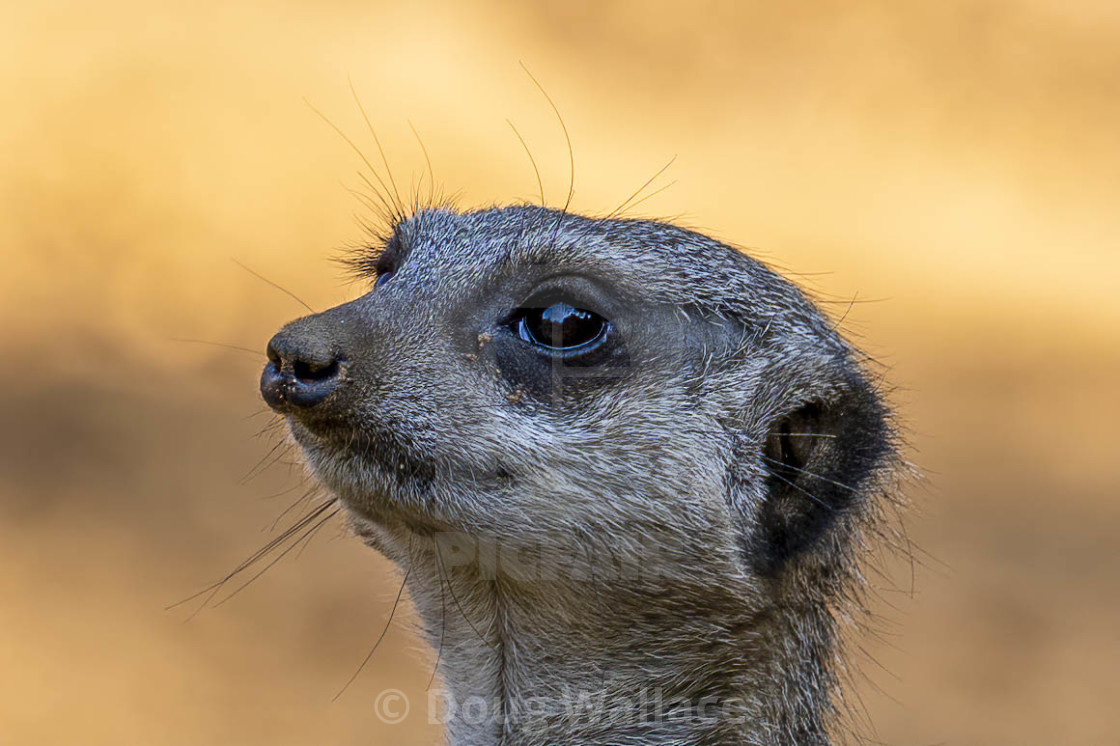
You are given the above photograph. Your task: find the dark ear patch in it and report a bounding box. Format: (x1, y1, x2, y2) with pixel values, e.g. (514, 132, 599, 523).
(751, 378, 889, 576)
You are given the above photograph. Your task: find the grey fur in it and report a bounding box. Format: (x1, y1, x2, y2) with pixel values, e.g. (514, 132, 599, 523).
(263, 205, 899, 745)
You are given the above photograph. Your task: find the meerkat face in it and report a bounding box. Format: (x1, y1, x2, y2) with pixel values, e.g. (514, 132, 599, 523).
(262, 205, 891, 583)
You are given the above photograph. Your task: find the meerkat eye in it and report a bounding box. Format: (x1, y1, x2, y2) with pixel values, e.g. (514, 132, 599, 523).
(373, 251, 397, 287)
(513, 302, 609, 352)
(372, 229, 404, 287)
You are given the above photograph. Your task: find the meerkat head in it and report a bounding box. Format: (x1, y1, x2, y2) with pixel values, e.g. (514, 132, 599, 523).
(261, 204, 895, 745)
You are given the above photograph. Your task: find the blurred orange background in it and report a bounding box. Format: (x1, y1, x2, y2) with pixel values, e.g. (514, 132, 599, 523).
(1, 1, 1118, 744)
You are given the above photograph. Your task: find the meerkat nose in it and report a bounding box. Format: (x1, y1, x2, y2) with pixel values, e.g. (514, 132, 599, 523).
(260, 328, 344, 411)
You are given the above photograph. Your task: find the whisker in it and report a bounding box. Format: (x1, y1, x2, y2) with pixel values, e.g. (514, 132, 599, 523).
(333, 541, 415, 701)
(408, 120, 436, 209)
(349, 76, 405, 218)
(169, 337, 261, 357)
(434, 539, 497, 650)
(427, 546, 449, 691)
(167, 499, 339, 614)
(213, 507, 341, 607)
(231, 259, 315, 314)
(616, 179, 676, 216)
(252, 418, 288, 440)
(268, 486, 322, 531)
(606, 154, 677, 219)
(258, 481, 305, 501)
(831, 292, 858, 332)
(305, 98, 403, 225)
(780, 432, 837, 439)
(295, 510, 334, 559)
(507, 119, 546, 207)
(760, 454, 860, 493)
(354, 172, 400, 221)
(345, 180, 395, 222)
(240, 440, 293, 484)
(519, 61, 574, 212)
(766, 469, 835, 512)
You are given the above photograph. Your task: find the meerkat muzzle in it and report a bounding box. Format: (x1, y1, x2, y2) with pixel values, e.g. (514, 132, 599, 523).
(261, 325, 345, 411)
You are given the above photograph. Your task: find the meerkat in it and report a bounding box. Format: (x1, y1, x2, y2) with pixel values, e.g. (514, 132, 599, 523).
(260, 205, 898, 746)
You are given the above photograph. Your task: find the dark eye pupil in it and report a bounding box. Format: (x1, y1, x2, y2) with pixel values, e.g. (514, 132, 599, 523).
(519, 303, 606, 350)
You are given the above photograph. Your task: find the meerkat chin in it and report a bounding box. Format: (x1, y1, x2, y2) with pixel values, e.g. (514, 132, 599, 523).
(261, 205, 897, 746)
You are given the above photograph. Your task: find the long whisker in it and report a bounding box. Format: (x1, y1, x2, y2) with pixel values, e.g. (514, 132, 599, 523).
(213, 507, 340, 606)
(240, 439, 293, 484)
(167, 499, 339, 614)
(231, 258, 315, 314)
(269, 485, 322, 531)
(765, 469, 835, 511)
(606, 154, 677, 219)
(507, 119, 546, 207)
(346, 178, 396, 222)
(296, 508, 335, 559)
(251, 416, 288, 439)
(760, 454, 860, 493)
(354, 172, 400, 221)
(349, 76, 405, 217)
(519, 62, 574, 213)
(831, 292, 859, 332)
(434, 539, 497, 650)
(408, 120, 436, 209)
(617, 179, 676, 216)
(333, 548, 414, 701)
(169, 337, 261, 357)
(305, 98, 401, 224)
(428, 545, 449, 691)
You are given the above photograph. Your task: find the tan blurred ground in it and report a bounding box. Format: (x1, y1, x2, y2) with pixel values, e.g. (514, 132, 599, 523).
(1, 1, 1118, 744)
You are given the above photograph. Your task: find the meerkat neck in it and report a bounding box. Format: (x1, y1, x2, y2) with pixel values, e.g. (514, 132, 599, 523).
(395, 534, 835, 746)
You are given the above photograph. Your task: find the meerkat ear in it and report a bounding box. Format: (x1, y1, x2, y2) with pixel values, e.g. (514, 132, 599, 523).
(743, 370, 891, 576)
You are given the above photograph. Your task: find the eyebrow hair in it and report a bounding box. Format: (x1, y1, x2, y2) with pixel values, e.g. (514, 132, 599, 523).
(343, 222, 408, 282)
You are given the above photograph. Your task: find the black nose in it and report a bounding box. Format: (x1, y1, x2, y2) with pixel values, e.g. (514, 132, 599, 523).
(260, 330, 344, 411)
